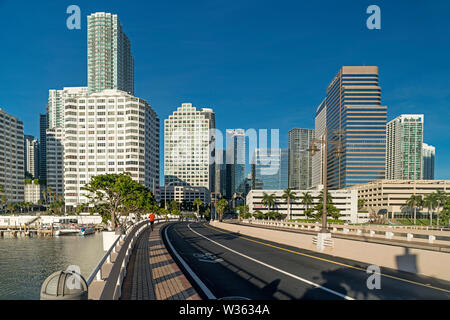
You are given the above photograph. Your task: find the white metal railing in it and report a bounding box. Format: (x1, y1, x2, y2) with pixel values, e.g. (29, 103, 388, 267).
(244, 219, 450, 246)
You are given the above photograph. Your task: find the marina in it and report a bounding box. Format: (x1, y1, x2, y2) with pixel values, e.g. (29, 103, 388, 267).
(0, 215, 105, 238)
(0, 231, 105, 300)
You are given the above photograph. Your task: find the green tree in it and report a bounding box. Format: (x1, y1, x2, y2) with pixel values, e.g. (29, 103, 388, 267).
(216, 199, 228, 221)
(1, 195, 8, 215)
(282, 189, 297, 221)
(301, 192, 314, 218)
(262, 192, 276, 212)
(440, 196, 450, 226)
(169, 200, 180, 215)
(358, 199, 367, 211)
(236, 204, 249, 221)
(7, 203, 16, 215)
(435, 190, 447, 226)
(252, 210, 265, 220)
(423, 193, 438, 225)
(406, 195, 423, 225)
(318, 190, 333, 204)
(193, 198, 203, 219)
(314, 203, 341, 220)
(82, 173, 155, 231)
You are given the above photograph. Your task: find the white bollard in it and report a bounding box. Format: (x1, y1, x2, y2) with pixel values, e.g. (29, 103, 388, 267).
(369, 230, 375, 237)
(407, 233, 413, 241)
(343, 228, 349, 234)
(385, 231, 394, 239)
(429, 235, 436, 244)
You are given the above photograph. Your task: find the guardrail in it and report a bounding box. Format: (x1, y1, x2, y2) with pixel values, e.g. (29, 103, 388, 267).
(244, 219, 450, 246)
(87, 217, 177, 300)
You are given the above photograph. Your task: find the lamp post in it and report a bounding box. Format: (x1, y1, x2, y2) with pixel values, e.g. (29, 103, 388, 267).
(307, 127, 344, 234)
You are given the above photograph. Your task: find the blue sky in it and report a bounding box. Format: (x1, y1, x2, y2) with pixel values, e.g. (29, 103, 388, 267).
(0, 0, 449, 179)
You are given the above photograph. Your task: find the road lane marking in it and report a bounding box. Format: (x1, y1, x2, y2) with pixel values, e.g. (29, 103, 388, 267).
(188, 223, 355, 300)
(163, 224, 217, 300)
(204, 223, 450, 295)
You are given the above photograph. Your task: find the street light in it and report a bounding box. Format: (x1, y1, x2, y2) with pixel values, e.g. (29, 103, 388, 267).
(307, 127, 345, 234)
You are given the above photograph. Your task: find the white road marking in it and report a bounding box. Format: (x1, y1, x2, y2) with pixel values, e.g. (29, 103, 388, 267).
(163, 224, 217, 299)
(188, 223, 355, 300)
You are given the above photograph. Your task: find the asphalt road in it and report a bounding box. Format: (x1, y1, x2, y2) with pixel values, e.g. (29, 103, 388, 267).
(163, 222, 450, 300)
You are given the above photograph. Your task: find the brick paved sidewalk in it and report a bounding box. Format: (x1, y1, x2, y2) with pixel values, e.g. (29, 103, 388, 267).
(121, 222, 201, 300)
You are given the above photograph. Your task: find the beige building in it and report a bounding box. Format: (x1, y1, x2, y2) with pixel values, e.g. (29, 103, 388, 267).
(163, 186, 210, 204)
(348, 180, 450, 217)
(246, 186, 363, 223)
(0, 108, 25, 203)
(24, 181, 44, 204)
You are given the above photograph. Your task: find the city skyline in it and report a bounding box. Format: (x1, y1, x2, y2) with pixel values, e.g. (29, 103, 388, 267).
(0, 1, 449, 180)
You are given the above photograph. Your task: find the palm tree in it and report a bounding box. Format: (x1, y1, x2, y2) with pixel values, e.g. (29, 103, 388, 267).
(435, 190, 447, 226)
(1, 195, 7, 215)
(423, 193, 438, 226)
(236, 204, 249, 221)
(193, 198, 203, 219)
(358, 199, 366, 211)
(406, 195, 422, 225)
(318, 190, 333, 204)
(262, 192, 276, 213)
(281, 189, 297, 221)
(216, 199, 229, 222)
(7, 203, 16, 215)
(301, 192, 314, 218)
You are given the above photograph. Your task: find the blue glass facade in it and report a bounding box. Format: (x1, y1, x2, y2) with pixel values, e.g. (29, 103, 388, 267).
(252, 148, 288, 190)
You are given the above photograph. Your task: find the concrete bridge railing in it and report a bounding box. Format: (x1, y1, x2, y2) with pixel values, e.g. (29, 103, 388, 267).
(213, 220, 450, 281)
(244, 219, 450, 246)
(87, 217, 177, 300)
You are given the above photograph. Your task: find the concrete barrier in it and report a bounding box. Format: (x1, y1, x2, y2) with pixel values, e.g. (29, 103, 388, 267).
(210, 221, 450, 281)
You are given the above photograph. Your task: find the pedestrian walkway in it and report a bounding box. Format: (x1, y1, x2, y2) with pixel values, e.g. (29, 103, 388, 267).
(121, 222, 201, 300)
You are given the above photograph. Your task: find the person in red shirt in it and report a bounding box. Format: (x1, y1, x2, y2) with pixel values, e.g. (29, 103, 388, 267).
(148, 213, 155, 231)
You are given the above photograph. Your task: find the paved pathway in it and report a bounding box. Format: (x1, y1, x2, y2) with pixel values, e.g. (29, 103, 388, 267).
(121, 222, 201, 300)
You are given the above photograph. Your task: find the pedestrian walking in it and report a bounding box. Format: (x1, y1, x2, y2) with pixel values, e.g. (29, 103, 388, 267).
(148, 212, 155, 231)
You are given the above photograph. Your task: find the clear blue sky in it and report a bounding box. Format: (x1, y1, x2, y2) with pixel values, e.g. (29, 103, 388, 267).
(0, 0, 449, 179)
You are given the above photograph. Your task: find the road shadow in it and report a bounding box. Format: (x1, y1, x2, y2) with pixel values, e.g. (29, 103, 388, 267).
(395, 247, 418, 274)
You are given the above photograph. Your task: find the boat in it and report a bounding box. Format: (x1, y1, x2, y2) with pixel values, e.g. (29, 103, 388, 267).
(54, 228, 80, 236)
(79, 226, 95, 236)
(52, 218, 81, 236)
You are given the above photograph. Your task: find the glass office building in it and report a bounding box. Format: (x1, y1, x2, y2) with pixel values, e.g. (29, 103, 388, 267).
(423, 143, 435, 180)
(325, 66, 387, 189)
(386, 114, 424, 180)
(288, 128, 314, 190)
(251, 148, 288, 190)
(226, 129, 246, 195)
(87, 12, 134, 95)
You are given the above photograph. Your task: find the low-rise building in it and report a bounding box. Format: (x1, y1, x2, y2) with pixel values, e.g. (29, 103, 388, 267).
(162, 186, 210, 204)
(347, 180, 450, 218)
(246, 185, 361, 223)
(24, 180, 44, 204)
